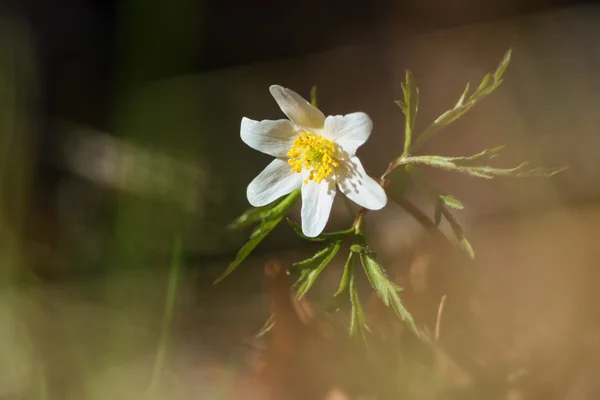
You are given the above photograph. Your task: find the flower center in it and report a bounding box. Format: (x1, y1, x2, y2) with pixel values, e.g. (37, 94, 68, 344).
(287, 132, 339, 184)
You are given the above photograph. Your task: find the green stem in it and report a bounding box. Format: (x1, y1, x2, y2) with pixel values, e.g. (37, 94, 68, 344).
(403, 120, 412, 157)
(146, 237, 183, 397)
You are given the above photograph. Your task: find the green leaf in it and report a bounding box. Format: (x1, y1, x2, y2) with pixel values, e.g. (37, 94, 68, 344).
(296, 241, 341, 298)
(451, 145, 506, 164)
(467, 163, 568, 178)
(290, 244, 336, 272)
(214, 214, 284, 284)
(255, 314, 275, 338)
(228, 205, 270, 231)
(455, 82, 470, 108)
(327, 252, 355, 313)
(443, 208, 475, 259)
(439, 194, 464, 210)
(459, 236, 475, 259)
(286, 217, 354, 242)
(404, 165, 463, 210)
(215, 189, 301, 284)
(149, 236, 183, 392)
(493, 48, 512, 82)
(407, 166, 474, 259)
(335, 252, 354, 297)
(348, 256, 369, 338)
(472, 73, 493, 99)
(396, 70, 419, 155)
(396, 154, 566, 180)
(359, 252, 418, 336)
(413, 49, 512, 151)
(228, 194, 289, 231)
(433, 102, 475, 126)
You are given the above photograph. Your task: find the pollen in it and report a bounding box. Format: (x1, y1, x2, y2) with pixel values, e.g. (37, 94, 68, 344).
(287, 132, 339, 184)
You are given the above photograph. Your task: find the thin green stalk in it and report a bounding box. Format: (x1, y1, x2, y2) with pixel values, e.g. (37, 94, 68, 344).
(146, 237, 183, 396)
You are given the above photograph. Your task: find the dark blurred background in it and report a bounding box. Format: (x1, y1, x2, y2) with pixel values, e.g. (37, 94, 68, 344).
(0, 0, 596, 279)
(2, 0, 596, 127)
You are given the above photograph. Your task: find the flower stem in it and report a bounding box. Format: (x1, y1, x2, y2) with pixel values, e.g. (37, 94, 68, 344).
(351, 208, 366, 234)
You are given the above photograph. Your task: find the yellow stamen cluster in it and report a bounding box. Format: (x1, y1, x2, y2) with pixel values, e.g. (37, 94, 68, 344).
(287, 132, 339, 184)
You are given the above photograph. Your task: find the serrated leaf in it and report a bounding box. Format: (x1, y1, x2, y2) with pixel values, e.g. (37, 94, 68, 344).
(478, 79, 503, 98)
(464, 162, 567, 178)
(404, 155, 462, 171)
(336, 253, 354, 297)
(517, 166, 568, 177)
(290, 244, 335, 272)
(434, 102, 476, 126)
(296, 241, 341, 298)
(455, 82, 470, 107)
(413, 49, 512, 151)
(493, 48, 512, 82)
(467, 162, 530, 177)
(327, 252, 355, 313)
(399, 154, 565, 180)
(349, 257, 369, 338)
(442, 206, 475, 259)
(459, 236, 475, 259)
(454, 146, 506, 164)
(360, 252, 418, 336)
(439, 194, 464, 210)
(472, 73, 493, 99)
(406, 166, 474, 259)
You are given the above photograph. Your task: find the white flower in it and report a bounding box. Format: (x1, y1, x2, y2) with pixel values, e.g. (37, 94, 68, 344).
(241, 85, 387, 237)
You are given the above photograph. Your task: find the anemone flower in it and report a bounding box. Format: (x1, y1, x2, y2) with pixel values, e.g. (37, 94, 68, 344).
(241, 85, 387, 237)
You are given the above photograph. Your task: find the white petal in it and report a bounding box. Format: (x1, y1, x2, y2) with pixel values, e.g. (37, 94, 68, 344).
(240, 117, 297, 158)
(269, 85, 326, 129)
(301, 176, 337, 237)
(336, 157, 387, 210)
(323, 112, 372, 157)
(247, 158, 302, 207)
